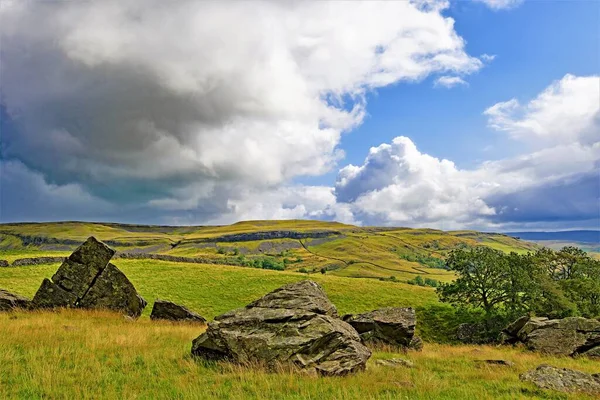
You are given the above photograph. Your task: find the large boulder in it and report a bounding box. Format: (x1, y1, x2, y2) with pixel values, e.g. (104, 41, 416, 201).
(520, 365, 600, 395)
(342, 307, 416, 348)
(191, 280, 371, 376)
(151, 299, 206, 323)
(31, 237, 146, 318)
(502, 316, 600, 357)
(78, 263, 147, 318)
(0, 289, 31, 311)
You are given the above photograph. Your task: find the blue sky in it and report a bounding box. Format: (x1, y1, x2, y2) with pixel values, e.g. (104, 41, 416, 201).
(1, 0, 598, 230)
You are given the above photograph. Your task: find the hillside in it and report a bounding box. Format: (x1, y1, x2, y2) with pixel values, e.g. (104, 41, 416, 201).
(1, 222, 597, 399)
(0, 220, 538, 283)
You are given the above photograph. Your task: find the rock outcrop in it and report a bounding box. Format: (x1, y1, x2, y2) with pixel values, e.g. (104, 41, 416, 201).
(31, 237, 146, 318)
(0, 289, 31, 311)
(520, 365, 600, 395)
(151, 300, 206, 323)
(501, 316, 600, 357)
(375, 358, 414, 368)
(342, 307, 416, 348)
(12, 257, 66, 266)
(191, 280, 371, 376)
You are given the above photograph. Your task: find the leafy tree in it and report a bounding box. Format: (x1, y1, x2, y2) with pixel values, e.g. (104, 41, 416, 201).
(437, 247, 512, 315)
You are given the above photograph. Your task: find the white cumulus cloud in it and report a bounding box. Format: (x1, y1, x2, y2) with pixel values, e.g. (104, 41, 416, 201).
(0, 0, 484, 223)
(434, 76, 468, 88)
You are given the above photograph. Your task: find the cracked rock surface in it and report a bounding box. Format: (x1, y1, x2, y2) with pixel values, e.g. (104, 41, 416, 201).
(191, 280, 370, 376)
(32, 237, 146, 318)
(502, 316, 600, 357)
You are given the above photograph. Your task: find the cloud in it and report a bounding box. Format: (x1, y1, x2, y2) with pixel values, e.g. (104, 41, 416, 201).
(333, 74, 600, 229)
(0, 0, 484, 222)
(474, 0, 524, 11)
(0, 160, 114, 222)
(480, 54, 496, 62)
(484, 74, 600, 146)
(434, 76, 468, 88)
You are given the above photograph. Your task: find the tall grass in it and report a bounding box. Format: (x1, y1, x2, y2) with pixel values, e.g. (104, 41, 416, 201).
(0, 310, 596, 399)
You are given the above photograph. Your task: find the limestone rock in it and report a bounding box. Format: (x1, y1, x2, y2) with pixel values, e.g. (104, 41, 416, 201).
(343, 307, 416, 348)
(0, 289, 31, 311)
(191, 280, 370, 376)
(151, 299, 206, 323)
(520, 365, 600, 395)
(30, 237, 146, 317)
(475, 359, 515, 367)
(51, 237, 114, 299)
(78, 263, 147, 318)
(581, 346, 600, 358)
(247, 280, 338, 317)
(408, 335, 424, 351)
(33, 278, 78, 308)
(502, 316, 600, 357)
(375, 358, 414, 368)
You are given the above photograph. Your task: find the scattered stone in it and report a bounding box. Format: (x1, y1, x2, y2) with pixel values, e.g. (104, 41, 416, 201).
(31, 237, 146, 318)
(456, 322, 487, 344)
(375, 358, 414, 368)
(408, 335, 424, 351)
(475, 359, 515, 367)
(33, 278, 78, 308)
(151, 299, 206, 323)
(502, 316, 600, 357)
(12, 257, 66, 266)
(0, 260, 9, 268)
(248, 280, 338, 317)
(342, 307, 416, 348)
(191, 280, 371, 376)
(520, 365, 600, 395)
(0, 289, 31, 311)
(78, 263, 147, 318)
(581, 346, 600, 358)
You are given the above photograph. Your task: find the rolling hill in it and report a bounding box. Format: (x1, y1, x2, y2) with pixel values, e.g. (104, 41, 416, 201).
(0, 220, 539, 283)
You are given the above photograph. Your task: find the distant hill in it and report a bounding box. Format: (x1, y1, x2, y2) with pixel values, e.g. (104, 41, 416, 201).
(506, 230, 600, 244)
(0, 220, 539, 283)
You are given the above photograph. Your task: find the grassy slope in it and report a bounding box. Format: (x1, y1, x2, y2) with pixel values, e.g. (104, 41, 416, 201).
(0, 221, 538, 283)
(1, 309, 597, 400)
(0, 223, 594, 399)
(0, 260, 437, 319)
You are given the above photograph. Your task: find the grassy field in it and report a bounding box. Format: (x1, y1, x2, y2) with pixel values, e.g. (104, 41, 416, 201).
(0, 221, 595, 399)
(1, 309, 597, 400)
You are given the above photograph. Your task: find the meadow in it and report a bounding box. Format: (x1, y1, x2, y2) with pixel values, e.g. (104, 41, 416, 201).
(0, 222, 596, 399)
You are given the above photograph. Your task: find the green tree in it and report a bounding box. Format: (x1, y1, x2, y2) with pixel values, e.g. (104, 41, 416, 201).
(437, 247, 511, 315)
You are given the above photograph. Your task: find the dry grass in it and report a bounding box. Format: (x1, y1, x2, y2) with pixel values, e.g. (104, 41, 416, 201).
(0, 309, 597, 400)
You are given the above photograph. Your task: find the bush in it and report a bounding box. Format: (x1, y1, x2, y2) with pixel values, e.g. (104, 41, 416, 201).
(298, 267, 309, 274)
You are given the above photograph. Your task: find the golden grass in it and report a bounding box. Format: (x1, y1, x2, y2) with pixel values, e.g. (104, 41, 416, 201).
(0, 309, 596, 400)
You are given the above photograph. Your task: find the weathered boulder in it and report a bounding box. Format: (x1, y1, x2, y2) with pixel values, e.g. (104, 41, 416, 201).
(191, 280, 371, 376)
(151, 299, 206, 323)
(32, 278, 78, 308)
(456, 322, 484, 344)
(474, 359, 515, 367)
(31, 237, 146, 318)
(342, 307, 416, 348)
(0, 289, 31, 311)
(408, 335, 424, 351)
(502, 316, 600, 357)
(375, 358, 414, 368)
(520, 365, 600, 395)
(78, 263, 147, 318)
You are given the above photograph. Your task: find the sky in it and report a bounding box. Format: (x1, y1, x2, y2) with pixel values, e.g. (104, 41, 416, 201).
(0, 0, 598, 231)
